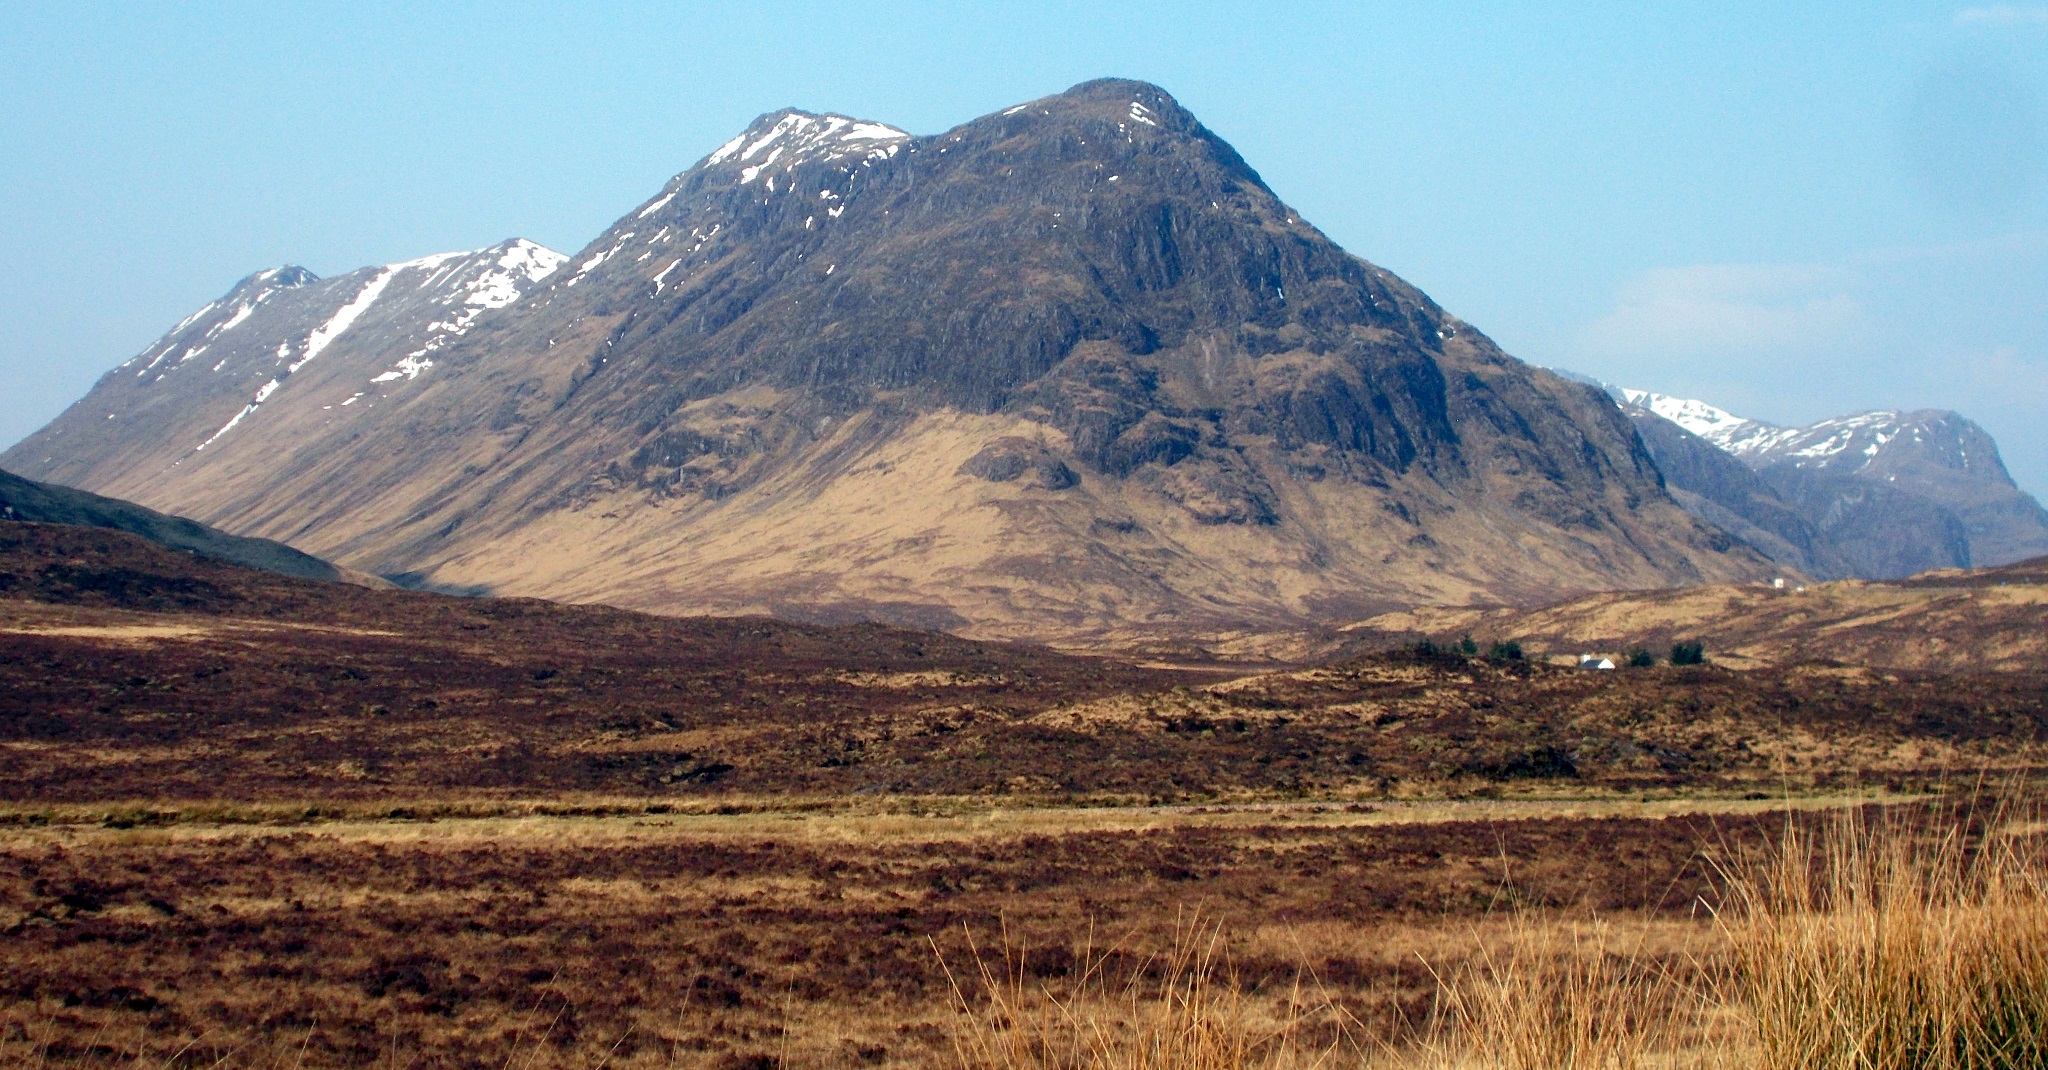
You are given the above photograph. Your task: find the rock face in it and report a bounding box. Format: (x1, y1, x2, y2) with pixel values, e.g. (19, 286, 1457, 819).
(1617, 388, 2048, 579)
(5, 79, 1773, 650)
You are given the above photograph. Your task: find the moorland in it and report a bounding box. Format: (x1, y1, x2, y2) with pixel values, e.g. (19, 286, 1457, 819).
(3, 518, 2047, 1067)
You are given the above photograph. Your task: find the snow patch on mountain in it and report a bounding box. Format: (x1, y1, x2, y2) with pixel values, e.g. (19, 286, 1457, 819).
(197, 377, 281, 451)
(700, 111, 911, 188)
(295, 269, 395, 373)
(370, 240, 567, 382)
(1786, 412, 1905, 461)
(1618, 389, 1754, 445)
(566, 235, 630, 287)
(212, 301, 260, 337)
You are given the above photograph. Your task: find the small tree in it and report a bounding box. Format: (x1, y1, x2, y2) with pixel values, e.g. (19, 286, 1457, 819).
(1626, 648, 1656, 668)
(1458, 634, 1480, 656)
(1670, 640, 1706, 666)
(1488, 640, 1524, 661)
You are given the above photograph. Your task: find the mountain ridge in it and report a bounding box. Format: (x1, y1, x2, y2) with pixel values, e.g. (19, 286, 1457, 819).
(1605, 383, 2048, 578)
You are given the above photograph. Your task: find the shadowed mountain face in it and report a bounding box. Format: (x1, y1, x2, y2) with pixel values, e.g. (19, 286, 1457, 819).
(0, 468, 348, 583)
(3, 79, 1772, 651)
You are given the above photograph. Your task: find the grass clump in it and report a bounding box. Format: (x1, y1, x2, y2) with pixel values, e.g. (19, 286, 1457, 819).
(1406, 918, 1717, 1070)
(938, 918, 1328, 1070)
(1720, 794, 2048, 1070)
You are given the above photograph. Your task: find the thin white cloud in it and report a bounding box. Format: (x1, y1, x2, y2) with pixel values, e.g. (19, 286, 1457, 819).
(1576, 262, 1869, 360)
(1566, 244, 2048, 494)
(1955, 6, 2048, 25)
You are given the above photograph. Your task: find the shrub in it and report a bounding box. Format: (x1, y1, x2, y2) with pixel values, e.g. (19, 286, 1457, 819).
(1626, 649, 1656, 668)
(1670, 641, 1706, 666)
(1488, 640, 1524, 662)
(1458, 635, 1480, 656)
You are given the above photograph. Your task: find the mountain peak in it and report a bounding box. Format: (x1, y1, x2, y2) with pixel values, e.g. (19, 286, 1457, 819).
(1611, 379, 2048, 575)
(962, 78, 1204, 144)
(1056, 75, 1187, 116)
(232, 265, 318, 294)
(699, 109, 911, 182)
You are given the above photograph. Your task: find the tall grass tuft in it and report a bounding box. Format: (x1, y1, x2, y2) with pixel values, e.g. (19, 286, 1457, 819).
(937, 918, 1334, 1070)
(1408, 918, 1712, 1070)
(1719, 793, 2048, 1070)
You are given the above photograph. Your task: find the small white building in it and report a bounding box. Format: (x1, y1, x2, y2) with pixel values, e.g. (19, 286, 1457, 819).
(1578, 654, 1615, 670)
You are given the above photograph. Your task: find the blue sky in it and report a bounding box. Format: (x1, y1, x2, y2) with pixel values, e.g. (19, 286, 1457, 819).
(4, 2, 2046, 493)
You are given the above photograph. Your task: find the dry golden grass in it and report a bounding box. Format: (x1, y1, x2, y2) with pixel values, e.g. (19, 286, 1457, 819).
(938, 918, 1323, 1070)
(1721, 791, 2048, 1070)
(940, 788, 2048, 1070)
(939, 915, 1725, 1070)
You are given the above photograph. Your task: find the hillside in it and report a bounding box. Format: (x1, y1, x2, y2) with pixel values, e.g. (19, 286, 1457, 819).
(0, 467, 358, 583)
(1346, 554, 2048, 672)
(3, 79, 1774, 650)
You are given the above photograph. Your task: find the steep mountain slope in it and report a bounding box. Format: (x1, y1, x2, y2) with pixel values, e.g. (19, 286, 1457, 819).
(1619, 388, 2048, 577)
(1622, 411, 1836, 577)
(5, 80, 1773, 650)
(0, 468, 356, 583)
(6, 240, 566, 517)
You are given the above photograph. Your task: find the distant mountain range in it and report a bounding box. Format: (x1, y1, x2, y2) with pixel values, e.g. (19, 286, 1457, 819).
(6, 79, 1797, 649)
(1596, 384, 2048, 579)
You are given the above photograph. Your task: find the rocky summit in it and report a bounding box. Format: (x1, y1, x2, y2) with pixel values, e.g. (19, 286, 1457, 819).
(5, 79, 1775, 653)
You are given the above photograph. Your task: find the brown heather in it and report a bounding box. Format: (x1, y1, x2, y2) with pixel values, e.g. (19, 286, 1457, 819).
(5, 524, 2048, 1067)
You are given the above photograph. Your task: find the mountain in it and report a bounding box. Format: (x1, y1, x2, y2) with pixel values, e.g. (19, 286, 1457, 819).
(1621, 413, 1837, 577)
(6, 239, 567, 502)
(1617, 388, 2048, 578)
(3, 79, 1776, 651)
(0, 467, 364, 584)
